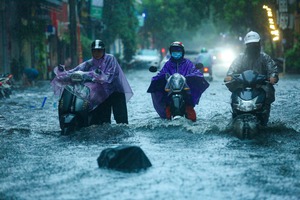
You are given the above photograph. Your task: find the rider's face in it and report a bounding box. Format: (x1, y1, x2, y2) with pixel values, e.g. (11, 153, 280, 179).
(246, 42, 260, 57)
(92, 49, 104, 59)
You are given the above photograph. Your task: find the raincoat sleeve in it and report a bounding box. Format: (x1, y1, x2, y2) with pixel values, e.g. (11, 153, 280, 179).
(52, 65, 79, 83)
(225, 55, 248, 92)
(151, 64, 171, 82)
(85, 55, 133, 105)
(185, 63, 203, 77)
(50, 63, 89, 97)
(226, 55, 243, 76)
(263, 53, 279, 79)
(184, 61, 209, 105)
(91, 56, 118, 84)
(146, 64, 169, 118)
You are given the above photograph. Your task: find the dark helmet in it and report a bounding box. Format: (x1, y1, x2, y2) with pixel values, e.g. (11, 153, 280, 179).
(91, 39, 105, 50)
(200, 47, 208, 53)
(169, 41, 185, 53)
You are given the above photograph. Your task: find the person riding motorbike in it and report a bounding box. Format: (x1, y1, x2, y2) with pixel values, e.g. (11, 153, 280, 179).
(195, 47, 213, 81)
(51, 39, 133, 125)
(147, 41, 209, 122)
(224, 31, 279, 126)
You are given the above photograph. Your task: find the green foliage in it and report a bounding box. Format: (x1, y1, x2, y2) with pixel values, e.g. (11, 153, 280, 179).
(137, 0, 279, 50)
(15, 0, 46, 44)
(35, 42, 47, 79)
(81, 35, 93, 60)
(211, 0, 278, 38)
(285, 35, 300, 72)
(138, 0, 210, 50)
(212, 0, 260, 33)
(102, 0, 138, 62)
(13, 0, 47, 74)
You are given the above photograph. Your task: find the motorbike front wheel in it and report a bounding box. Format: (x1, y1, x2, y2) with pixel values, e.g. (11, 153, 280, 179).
(60, 114, 79, 135)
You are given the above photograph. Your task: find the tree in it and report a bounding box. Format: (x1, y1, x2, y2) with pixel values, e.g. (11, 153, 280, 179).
(102, 0, 138, 63)
(137, 0, 281, 52)
(15, 0, 46, 43)
(14, 0, 47, 77)
(285, 34, 300, 72)
(137, 0, 210, 50)
(211, 0, 278, 54)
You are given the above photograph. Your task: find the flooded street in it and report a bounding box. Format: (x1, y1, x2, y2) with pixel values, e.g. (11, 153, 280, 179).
(0, 69, 300, 200)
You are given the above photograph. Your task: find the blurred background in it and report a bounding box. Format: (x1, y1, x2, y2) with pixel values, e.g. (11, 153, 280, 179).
(0, 0, 299, 82)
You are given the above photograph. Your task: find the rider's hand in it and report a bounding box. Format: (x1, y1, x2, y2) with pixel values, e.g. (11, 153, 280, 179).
(83, 74, 93, 81)
(164, 73, 170, 80)
(58, 65, 65, 72)
(269, 77, 278, 85)
(95, 69, 102, 74)
(224, 76, 232, 82)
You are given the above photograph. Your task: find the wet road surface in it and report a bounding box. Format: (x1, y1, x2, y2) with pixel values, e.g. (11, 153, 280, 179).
(0, 69, 300, 200)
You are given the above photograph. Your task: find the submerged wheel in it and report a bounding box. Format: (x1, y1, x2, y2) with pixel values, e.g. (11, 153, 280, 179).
(232, 114, 259, 140)
(61, 127, 74, 135)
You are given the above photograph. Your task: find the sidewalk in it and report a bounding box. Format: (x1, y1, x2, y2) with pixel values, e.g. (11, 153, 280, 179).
(279, 73, 300, 79)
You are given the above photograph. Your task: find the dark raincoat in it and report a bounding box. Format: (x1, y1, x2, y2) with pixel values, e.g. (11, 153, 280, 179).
(226, 52, 278, 103)
(147, 58, 209, 118)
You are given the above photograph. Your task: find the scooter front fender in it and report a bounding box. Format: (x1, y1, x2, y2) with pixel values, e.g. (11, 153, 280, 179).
(231, 114, 259, 140)
(59, 113, 77, 135)
(170, 94, 185, 117)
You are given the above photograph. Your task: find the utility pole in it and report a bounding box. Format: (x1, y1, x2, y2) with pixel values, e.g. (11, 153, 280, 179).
(69, 0, 78, 67)
(0, 1, 7, 73)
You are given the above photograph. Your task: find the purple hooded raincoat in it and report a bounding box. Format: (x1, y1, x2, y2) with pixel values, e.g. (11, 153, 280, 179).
(51, 54, 133, 110)
(147, 58, 209, 118)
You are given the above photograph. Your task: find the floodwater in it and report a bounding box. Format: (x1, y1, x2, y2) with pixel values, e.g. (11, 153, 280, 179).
(0, 67, 300, 200)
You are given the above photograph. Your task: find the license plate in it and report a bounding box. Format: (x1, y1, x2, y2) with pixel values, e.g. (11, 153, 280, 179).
(203, 73, 210, 77)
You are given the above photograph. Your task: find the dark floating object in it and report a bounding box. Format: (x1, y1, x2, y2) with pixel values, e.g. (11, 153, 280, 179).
(97, 145, 152, 172)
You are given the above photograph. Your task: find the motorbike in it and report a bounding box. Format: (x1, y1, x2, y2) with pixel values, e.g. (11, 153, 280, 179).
(165, 73, 190, 119)
(0, 73, 13, 98)
(149, 66, 190, 120)
(58, 70, 93, 135)
(225, 70, 268, 139)
(195, 61, 213, 82)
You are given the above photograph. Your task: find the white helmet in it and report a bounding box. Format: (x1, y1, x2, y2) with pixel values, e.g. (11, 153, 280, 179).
(244, 31, 260, 44)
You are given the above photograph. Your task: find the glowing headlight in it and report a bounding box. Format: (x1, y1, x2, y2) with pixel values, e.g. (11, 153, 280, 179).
(222, 49, 235, 63)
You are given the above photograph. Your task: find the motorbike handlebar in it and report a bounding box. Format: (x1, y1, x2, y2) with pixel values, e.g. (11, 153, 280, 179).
(70, 71, 93, 82)
(224, 74, 269, 86)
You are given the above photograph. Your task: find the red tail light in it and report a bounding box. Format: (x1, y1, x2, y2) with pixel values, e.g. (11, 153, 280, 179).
(203, 67, 209, 72)
(0, 82, 2, 86)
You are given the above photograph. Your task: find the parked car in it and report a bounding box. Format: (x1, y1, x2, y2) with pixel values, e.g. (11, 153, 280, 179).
(208, 47, 238, 78)
(159, 53, 171, 69)
(184, 50, 199, 64)
(210, 47, 237, 66)
(131, 49, 161, 69)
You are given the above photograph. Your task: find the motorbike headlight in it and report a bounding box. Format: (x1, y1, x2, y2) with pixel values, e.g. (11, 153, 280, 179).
(234, 97, 258, 112)
(71, 73, 83, 82)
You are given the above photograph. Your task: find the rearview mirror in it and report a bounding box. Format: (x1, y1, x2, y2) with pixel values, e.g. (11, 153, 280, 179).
(149, 66, 158, 73)
(195, 63, 204, 70)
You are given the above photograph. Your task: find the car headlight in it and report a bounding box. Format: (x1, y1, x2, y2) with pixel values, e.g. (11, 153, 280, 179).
(222, 49, 235, 63)
(233, 96, 261, 112)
